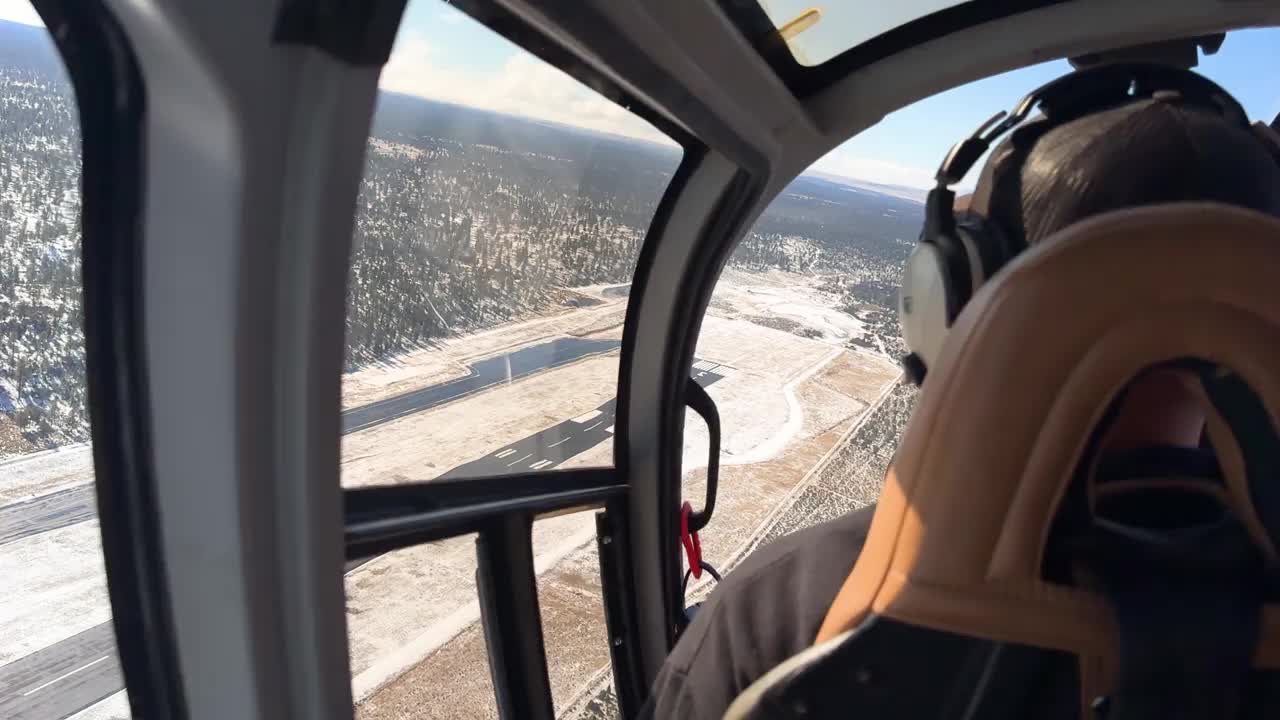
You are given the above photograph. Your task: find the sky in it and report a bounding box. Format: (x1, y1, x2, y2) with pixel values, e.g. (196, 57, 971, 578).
(0, 0, 38, 27)
(3, 0, 1278, 190)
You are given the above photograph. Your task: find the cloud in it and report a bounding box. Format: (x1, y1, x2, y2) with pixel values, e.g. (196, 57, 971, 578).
(810, 152, 938, 190)
(811, 149, 981, 192)
(379, 31, 672, 145)
(0, 0, 43, 27)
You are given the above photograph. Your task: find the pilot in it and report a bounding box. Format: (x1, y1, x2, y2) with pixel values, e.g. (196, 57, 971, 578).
(644, 76, 1280, 719)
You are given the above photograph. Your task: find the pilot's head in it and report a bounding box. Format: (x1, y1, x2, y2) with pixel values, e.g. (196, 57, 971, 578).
(904, 67, 1280, 450)
(990, 93, 1280, 450)
(977, 92, 1280, 251)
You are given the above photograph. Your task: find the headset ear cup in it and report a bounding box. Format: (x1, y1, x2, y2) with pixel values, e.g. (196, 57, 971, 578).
(927, 229, 971, 322)
(956, 223, 989, 292)
(900, 243, 953, 373)
(957, 215, 1018, 291)
(902, 219, 1017, 376)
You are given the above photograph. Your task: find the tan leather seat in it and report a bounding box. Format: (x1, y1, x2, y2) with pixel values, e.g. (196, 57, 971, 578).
(726, 203, 1280, 719)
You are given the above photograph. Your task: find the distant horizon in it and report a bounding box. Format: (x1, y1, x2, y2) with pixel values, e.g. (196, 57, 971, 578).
(375, 87, 924, 201)
(0, 4, 952, 190)
(0, 11, 1008, 192)
(372, 87, 681, 151)
(3, 2, 1274, 192)
(0, 0, 38, 28)
(0, 13, 922, 200)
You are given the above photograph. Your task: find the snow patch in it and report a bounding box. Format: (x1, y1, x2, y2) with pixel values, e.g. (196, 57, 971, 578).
(0, 442, 93, 504)
(0, 520, 111, 664)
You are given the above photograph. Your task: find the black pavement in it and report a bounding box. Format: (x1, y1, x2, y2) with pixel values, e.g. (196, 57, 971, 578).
(0, 485, 97, 546)
(343, 337, 620, 433)
(0, 622, 121, 720)
(2, 348, 734, 720)
(0, 337, 623, 547)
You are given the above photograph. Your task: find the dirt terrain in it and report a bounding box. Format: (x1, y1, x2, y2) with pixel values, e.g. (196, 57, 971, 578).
(349, 272, 900, 717)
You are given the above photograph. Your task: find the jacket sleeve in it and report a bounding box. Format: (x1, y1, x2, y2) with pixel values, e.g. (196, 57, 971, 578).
(642, 506, 876, 719)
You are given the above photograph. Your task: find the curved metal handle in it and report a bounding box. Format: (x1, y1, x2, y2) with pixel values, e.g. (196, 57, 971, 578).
(684, 377, 720, 533)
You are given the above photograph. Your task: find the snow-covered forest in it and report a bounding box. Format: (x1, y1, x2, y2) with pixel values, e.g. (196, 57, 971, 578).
(0, 18, 921, 456)
(346, 94, 682, 365)
(0, 24, 83, 456)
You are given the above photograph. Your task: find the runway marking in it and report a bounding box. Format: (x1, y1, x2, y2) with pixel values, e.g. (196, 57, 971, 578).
(583, 420, 604, 432)
(10, 343, 720, 714)
(23, 654, 110, 696)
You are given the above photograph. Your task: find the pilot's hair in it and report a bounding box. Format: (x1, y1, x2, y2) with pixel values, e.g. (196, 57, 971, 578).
(979, 96, 1280, 248)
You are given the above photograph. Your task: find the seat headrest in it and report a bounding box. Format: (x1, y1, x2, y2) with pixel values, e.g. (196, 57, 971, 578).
(815, 203, 1280, 688)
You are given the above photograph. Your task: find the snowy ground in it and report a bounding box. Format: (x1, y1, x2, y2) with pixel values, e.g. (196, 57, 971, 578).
(0, 268, 899, 720)
(0, 443, 93, 504)
(356, 344, 897, 719)
(353, 274, 899, 717)
(0, 518, 110, 665)
(709, 267, 866, 345)
(342, 292, 628, 409)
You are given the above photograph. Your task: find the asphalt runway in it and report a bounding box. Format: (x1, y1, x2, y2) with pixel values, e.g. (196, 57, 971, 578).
(1, 344, 732, 719)
(0, 338, 623, 548)
(441, 358, 725, 478)
(0, 484, 98, 546)
(343, 358, 728, 572)
(0, 623, 120, 720)
(342, 337, 621, 433)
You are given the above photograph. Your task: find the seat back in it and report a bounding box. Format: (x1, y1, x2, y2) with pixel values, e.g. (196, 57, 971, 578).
(727, 203, 1280, 719)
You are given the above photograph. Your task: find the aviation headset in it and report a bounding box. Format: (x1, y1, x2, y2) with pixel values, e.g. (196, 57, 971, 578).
(897, 62, 1280, 385)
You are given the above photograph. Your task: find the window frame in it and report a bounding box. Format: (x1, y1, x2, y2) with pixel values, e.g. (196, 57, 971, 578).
(18, 0, 187, 717)
(324, 1, 759, 714)
(80, 0, 1280, 718)
(717, 0, 1070, 97)
(322, 2, 773, 715)
(87, 0, 763, 717)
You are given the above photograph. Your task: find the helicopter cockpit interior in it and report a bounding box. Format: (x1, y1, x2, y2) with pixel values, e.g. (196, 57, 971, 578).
(2, 1, 1280, 719)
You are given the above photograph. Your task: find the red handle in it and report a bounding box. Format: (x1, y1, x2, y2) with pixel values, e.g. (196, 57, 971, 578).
(680, 501, 702, 580)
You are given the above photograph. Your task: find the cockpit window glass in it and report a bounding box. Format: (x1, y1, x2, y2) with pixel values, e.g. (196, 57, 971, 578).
(340, 0, 681, 490)
(0, 5, 133, 718)
(753, 0, 970, 66)
(344, 1, 680, 714)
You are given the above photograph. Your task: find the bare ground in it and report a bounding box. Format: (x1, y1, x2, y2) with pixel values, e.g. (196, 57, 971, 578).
(342, 299, 628, 410)
(340, 352, 621, 490)
(354, 349, 899, 718)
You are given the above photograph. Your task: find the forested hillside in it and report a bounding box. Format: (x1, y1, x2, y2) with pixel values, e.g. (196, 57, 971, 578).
(735, 175, 919, 357)
(0, 18, 921, 456)
(346, 95, 680, 364)
(0, 20, 83, 454)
